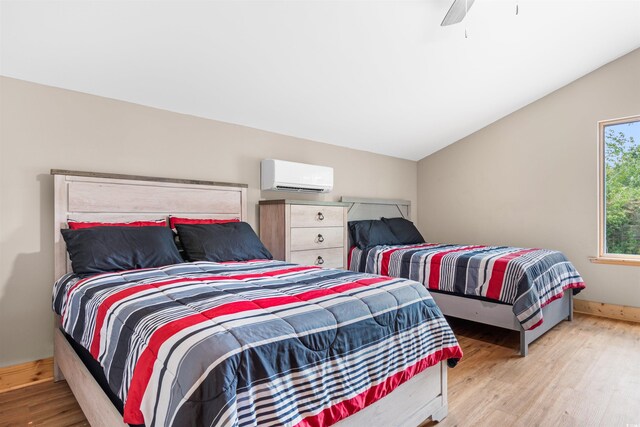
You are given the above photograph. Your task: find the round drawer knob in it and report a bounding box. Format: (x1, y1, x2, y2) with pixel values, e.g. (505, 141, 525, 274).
(316, 256, 325, 265)
(317, 234, 325, 243)
(317, 212, 324, 221)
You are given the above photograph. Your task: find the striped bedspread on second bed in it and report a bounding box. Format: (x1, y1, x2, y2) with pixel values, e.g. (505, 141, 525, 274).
(53, 259, 462, 427)
(349, 243, 585, 330)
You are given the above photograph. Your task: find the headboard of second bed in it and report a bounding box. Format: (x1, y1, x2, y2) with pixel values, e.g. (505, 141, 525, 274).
(340, 197, 412, 250)
(340, 197, 412, 221)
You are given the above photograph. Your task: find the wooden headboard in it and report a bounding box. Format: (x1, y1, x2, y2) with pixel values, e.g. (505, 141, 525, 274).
(341, 197, 411, 221)
(340, 197, 412, 248)
(52, 169, 248, 279)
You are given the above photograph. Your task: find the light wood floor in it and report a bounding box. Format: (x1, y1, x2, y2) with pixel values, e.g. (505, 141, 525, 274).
(0, 379, 87, 426)
(1, 313, 638, 426)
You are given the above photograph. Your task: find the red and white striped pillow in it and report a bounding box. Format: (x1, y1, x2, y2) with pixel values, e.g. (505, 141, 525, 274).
(169, 216, 239, 230)
(67, 219, 167, 230)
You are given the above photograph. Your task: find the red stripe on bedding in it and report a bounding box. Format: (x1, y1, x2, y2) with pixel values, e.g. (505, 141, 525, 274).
(294, 345, 463, 427)
(540, 282, 585, 308)
(524, 282, 586, 331)
(89, 266, 319, 359)
(528, 318, 544, 330)
(427, 246, 485, 290)
(122, 274, 392, 423)
(485, 249, 538, 300)
(89, 283, 157, 357)
(89, 276, 214, 357)
(61, 272, 119, 322)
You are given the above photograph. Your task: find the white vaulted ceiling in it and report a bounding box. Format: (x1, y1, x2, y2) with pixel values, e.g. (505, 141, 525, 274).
(1, 1, 639, 160)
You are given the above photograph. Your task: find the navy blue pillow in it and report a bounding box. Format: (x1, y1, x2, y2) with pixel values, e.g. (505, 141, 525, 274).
(176, 222, 272, 262)
(348, 220, 401, 249)
(61, 226, 183, 276)
(382, 217, 425, 244)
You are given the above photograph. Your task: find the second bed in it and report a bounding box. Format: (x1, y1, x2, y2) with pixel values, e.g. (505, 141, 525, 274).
(342, 197, 585, 356)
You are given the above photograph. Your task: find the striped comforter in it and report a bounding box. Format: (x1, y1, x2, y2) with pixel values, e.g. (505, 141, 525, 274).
(53, 260, 462, 427)
(349, 244, 585, 330)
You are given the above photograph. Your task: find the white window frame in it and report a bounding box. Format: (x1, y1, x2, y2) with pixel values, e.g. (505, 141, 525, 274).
(593, 115, 640, 266)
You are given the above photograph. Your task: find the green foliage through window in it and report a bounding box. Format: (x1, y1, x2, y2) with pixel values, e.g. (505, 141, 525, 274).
(604, 119, 640, 255)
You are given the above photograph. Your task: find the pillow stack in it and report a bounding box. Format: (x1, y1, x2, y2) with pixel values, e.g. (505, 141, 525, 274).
(348, 217, 425, 249)
(61, 217, 271, 277)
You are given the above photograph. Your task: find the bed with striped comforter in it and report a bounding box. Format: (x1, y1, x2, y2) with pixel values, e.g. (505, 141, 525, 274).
(349, 244, 585, 330)
(53, 259, 462, 427)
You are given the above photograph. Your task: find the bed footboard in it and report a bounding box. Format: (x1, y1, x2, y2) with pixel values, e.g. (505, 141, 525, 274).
(53, 327, 127, 427)
(55, 328, 449, 427)
(335, 361, 448, 426)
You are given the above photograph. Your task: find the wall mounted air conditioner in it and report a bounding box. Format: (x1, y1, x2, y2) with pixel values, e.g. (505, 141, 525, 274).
(261, 159, 333, 193)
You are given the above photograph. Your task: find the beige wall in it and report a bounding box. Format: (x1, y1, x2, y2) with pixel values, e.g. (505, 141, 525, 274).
(0, 76, 417, 367)
(2, 48, 638, 367)
(418, 48, 640, 308)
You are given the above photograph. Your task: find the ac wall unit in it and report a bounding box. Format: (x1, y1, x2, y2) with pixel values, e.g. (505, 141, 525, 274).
(261, 159, 333, 193)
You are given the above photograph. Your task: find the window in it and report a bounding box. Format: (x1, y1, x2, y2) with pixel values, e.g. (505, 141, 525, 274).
(596, 115, 640, 265)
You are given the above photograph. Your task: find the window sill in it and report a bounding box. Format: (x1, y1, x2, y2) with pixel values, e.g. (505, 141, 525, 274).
(589, 256, 640, 267)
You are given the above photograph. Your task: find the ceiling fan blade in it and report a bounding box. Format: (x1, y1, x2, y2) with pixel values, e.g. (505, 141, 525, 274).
(441, 0, 476, 26)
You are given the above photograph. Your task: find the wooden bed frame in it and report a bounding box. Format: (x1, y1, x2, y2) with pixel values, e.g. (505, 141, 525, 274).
(341, 196, 574, 357)
(51, 170, 449, 427)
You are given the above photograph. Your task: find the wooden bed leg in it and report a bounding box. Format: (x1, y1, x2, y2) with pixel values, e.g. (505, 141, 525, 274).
(519, 330, 528, 357)
(431, 404, 448, 423)
(53, 358, 65, 382)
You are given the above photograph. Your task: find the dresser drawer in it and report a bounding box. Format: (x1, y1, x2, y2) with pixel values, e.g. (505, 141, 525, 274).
(290, 247, 344, 269)
(290, 227, 343, 251)
(290, 205, 344, 228)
